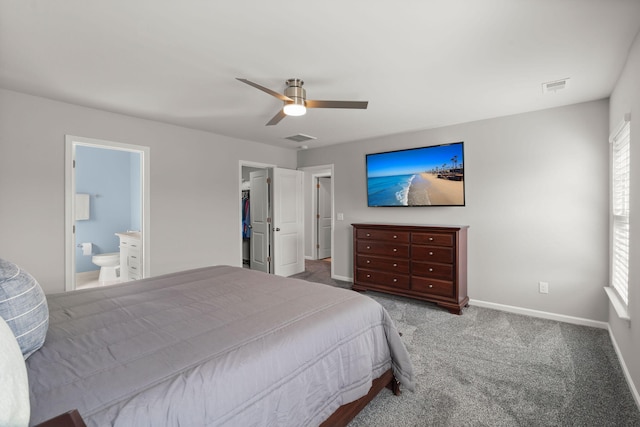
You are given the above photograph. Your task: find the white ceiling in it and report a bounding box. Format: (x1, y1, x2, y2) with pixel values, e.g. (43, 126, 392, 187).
(1, 1, 639, 149)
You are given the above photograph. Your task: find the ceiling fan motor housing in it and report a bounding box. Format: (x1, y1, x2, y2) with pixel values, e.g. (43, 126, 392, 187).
(285, 79, 306, 106)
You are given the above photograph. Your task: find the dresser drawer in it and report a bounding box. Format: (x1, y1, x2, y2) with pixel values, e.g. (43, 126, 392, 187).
(411, 277, 455, 298)
(356, 269, 410, 289)
(356, 255, 409, 273)
(356, 241, 409, 258)
(412, 232, 454, 247)
(412, 261, 453, 280)
(412, 245, 453, 264)
(356, 229, 410, 243)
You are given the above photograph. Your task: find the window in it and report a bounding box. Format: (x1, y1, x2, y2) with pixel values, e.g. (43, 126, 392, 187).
(610, 115, 631, 308)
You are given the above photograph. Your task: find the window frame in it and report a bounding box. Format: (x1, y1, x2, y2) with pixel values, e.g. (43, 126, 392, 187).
(607, 114, 631, 320)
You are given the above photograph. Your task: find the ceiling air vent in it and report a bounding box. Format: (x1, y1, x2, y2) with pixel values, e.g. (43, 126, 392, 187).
(542, 78, 570, 93)
(285, 133, 317, 143)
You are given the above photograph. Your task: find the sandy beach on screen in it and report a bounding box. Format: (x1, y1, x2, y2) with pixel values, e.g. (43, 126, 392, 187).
(407, 173, 464, 206)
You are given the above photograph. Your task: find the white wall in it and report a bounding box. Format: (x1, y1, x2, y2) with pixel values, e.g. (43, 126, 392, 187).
(609, 29, 640, 405)
(298, 99, 610, 322)
(0, 89, 296, 294)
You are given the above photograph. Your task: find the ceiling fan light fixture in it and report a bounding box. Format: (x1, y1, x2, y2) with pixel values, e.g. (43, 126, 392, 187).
(283, 101, 306, 116)
(236, 77, 368, 126)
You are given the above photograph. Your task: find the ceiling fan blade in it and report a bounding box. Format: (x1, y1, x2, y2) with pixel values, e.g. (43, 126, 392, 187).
(266, 109, 287, 126)
(305, 100, 368, 109)
(236, 78, 293, 102)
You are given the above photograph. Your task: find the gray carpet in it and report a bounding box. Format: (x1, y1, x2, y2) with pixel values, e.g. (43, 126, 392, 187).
(291, 260, 640, 426)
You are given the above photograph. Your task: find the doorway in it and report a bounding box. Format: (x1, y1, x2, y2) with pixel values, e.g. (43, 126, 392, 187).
(316, 176, 332, 260)
(65, 135, 150, 291)
(239, 161, 304, 277)
(300, 165, 335, 278)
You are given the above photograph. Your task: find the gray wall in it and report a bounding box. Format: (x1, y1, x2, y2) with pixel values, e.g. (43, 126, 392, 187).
(0, 89, 296, 294)
(609, 29, 640, 406)
(298, 99, 610, 322)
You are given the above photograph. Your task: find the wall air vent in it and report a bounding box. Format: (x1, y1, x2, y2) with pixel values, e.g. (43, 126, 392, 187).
(285, 133, 317, 143)
(542, 78, 570, 93)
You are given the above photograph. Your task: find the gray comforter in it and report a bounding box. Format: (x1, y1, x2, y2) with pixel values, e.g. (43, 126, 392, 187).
(27, 266, 414, 426)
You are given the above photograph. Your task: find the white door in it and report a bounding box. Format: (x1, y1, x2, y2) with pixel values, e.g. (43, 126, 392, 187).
(317, 177, 332, 259)
(272, 168, 305, 277)
(249, 170, 270, 273)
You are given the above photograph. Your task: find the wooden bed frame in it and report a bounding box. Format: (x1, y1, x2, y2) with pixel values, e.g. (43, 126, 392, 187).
(320, 369, 400, 427)
(36, 370, 400, 427)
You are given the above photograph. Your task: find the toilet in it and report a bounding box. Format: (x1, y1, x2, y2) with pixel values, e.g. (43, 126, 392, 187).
(92, 252, 120, 283)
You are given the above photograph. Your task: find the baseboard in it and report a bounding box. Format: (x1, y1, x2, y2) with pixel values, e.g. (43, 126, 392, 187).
(332, 274, 352, 282)
(469, 299, 608, 329)
(608, 325, 640, 411)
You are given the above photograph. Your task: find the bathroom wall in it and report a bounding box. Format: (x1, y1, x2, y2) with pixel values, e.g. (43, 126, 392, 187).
(75, 145, 141, 272)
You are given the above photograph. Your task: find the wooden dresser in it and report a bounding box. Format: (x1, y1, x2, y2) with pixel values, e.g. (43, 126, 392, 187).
(352, 223, 469, 314)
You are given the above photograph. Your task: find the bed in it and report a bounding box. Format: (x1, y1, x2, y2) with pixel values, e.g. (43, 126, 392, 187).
(26, 265, 414, 426)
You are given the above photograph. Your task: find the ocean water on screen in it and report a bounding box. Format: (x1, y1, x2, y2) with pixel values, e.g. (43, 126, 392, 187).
(367, 174, 415, 206)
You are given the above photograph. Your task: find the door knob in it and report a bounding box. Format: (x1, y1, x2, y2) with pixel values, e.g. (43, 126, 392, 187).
(275, 227, 281, 231)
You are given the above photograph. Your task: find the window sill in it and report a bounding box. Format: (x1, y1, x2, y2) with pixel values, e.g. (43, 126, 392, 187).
(604, 287, 630, 321)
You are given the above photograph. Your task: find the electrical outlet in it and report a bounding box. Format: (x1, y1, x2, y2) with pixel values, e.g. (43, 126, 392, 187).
(539, 281, 549, 294)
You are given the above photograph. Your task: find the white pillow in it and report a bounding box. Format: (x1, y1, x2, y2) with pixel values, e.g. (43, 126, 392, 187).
(0, 315, 30, 427)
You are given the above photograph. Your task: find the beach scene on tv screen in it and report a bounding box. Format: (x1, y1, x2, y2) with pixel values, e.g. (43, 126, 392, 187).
(367, 143, 464, 206)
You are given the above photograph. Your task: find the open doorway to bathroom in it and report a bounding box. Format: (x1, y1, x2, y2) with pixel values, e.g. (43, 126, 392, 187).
(65, 136, 150, 291)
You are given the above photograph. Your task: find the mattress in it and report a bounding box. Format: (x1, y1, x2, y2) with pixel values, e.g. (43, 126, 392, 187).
(27, 265, 414, 426)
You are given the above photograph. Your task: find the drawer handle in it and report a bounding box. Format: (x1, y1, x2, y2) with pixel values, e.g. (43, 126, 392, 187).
(366, 274, 371, 278)
(393, 278, 398, 282)
(393, 248, 397, 252)
(367, 246, 371, 249)
(131, 266, 137, 270)
(429, 252, 434, 256)
(428, 284, 433, 288)
(393, 235, 397, 239)
(393, 263, 397, 267)
(429, 237, 434, 241)
(429, 268, 433, 272)
(131, 256, 137, 259)
(366, 233, 371, 237)
(366, 260, 370, 264)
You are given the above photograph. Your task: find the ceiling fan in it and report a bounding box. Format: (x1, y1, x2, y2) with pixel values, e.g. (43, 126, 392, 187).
(236, 78, 368, 126)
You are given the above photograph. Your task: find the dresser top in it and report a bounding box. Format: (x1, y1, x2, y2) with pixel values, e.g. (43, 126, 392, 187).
(352, 223, 469, 230)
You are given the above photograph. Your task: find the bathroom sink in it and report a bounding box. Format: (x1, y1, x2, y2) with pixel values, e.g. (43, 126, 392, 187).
(115, 231, 141, 239)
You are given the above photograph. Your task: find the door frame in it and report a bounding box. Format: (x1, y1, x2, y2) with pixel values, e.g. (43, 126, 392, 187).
(239, 160, 276, 268)
(64, 135, 150, 291)
(316, 176, 332, 260)
(300, 165, 335, 275)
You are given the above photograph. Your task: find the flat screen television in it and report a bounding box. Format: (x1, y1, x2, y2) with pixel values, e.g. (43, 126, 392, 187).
(366, 142, 465, 207)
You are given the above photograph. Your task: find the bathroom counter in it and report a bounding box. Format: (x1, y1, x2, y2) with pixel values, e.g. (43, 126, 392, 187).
(116, 232, 142, 281)
(116, 231, 141, 239)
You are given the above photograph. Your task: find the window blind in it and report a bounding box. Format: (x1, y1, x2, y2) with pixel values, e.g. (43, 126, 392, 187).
(611, 120, 630, 305)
